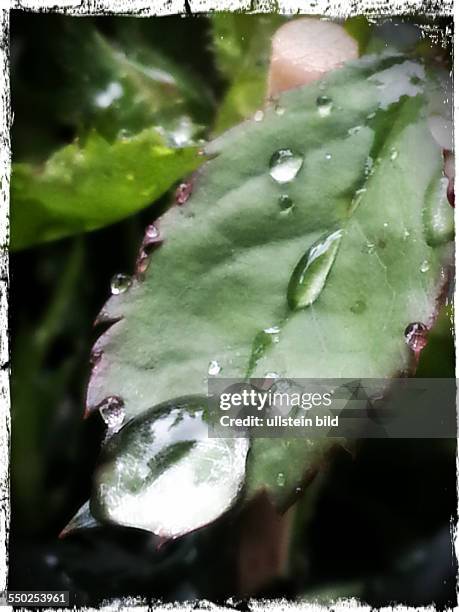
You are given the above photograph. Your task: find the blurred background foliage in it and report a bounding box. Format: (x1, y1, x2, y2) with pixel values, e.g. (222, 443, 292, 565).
(9, 10, 456, 607)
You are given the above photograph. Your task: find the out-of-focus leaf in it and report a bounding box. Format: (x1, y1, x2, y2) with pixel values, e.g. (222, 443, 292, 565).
(11, 129, 202, 251)
(86, 54, 451, 536)
(212, 13, 286, 133)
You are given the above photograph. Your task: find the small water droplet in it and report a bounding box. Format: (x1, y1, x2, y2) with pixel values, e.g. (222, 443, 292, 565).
(208, 360, 221, 376)
(99, 396, 125, 432)
(390, 148, 398, 161)
(420, 259, 430, 273)
(276, 472, 286, 487)
(367, 111, 376, 119)
(383, 222, 389, 228)
(275, 104, 285, 116)
(265, 372, 279, 379)
(365, 242, 376, 254)
(350, 299, 367, 314)
(325, 153, 332, 160)
(348, 126, 362, 136)
(264, 326, 280, 343)
(254, 110, 264, 122)
(175, 182, 192, 205)
(145, 224, 159, 240)
(278, 194, 294, 213)
(404, 322, 428, 353)
(269, 149, 303, 184)
(364, 157, 374, 177)
(403, 229, 410, 239)
(288, 229, 343, 310)
(316, 95, 332, 117)
(423, 175, 454, 246)
(111, 273, 132, 295)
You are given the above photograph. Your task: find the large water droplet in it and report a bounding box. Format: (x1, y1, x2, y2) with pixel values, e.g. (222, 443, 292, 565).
(316, 95, 332, 117)
(269, 149, 303, 184)
(288, 229, 343, 310)
(208, 360, 221, 376)
(111, 273, 132, 295)
(404, 322, 428, 354)
(423, 175, 454, 246)
(278, 194, 294, 214)
(99, 396, 125, 432)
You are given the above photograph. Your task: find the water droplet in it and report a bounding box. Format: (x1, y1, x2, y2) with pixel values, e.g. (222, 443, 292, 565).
(348, 188, 367, 215)
(420, 259, 430, 273)
(350, 299, 367, 314)
(390, 148, 398, 161)
(423, 175, 454, 246)
(275, 104, 285, 116)
(364, 242, 376, 254)
(364, 157, 374, 177)
(276, 472, 286, 487)
(94, 81, 123, 109)
(383, 222, 389, 228)
(145, 224, 159, 240)
(175, 181, 193, 205)
(269, 149, 303, 184)
(348, 126, 362, 136)
(316, 95, 332, 117)
(288, 229, 343, 310)
(404, 322, 428, 353)
(265, 372, 279, 379)
(99, 396, 125, 432)
(208, 360, 221, 376)
(325, 153, 332, 160)
(264, 326, 280, 343)
(278, 194, 294, 213)
(367, 111, 376, 120)
(111, 273, 132, 295)
(254, 110, 264, 122)
(403, 229, 410, 239)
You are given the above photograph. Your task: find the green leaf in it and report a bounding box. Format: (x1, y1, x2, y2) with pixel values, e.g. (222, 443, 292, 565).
(87, 54, 451, 536)
(11, 129, 202, 251)
(212, 13, 285, 133)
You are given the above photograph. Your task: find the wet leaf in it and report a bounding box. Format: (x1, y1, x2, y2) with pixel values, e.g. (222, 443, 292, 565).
(87, 54, 452, 535)
(11, 129, 201, 251)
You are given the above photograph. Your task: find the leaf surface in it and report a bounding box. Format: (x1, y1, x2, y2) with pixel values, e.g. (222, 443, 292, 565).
(87, 54, 452, 536)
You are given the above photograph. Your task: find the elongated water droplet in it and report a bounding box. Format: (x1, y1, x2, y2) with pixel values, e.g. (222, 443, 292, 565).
(316, 95, 332, 117)
(99, 396, 125, 432)
(423, 175, 454, 246)
(404, 322, 428, 354)
(208, 360, 221, 376)
(111, 273, 132, 295)
(269, 149, 303, 184)
(278, 194, 294, 214)
(288, 230, 343, 310)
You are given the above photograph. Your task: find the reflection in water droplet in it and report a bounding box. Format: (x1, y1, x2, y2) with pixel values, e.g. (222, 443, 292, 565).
(277, 472, 286, 487)
(208, 360, 221, 376)
(99, 396, 125, 432)
(176, 182, 193, 205)
(278, 194, 294, 214)
(111, 273, 132, 295)
(404, 322, 428, 354)
(269, 149, 303, 184)
(420, 260, 430, 273)
(288, 229, 343, 310)
(316, 95, 332, 117)
(254, 110, 264, 122)
(423, 175, 454, 246)
(350, 299, 367, 314)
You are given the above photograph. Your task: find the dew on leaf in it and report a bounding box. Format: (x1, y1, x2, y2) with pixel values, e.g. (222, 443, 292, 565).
(111, 273, 132, 295)
(287, 230, 343, 310)
(99, 396, 125, 432)
(269, 149, 303, 184)
(316, 95, 332, 117)
(278, 194, 294, 213)
(420, 260, 430, 273)
(404, 322, 428, 354)
(276, 472, 286, 487)
(208, 360, 221, 376)
(423, 175, 454, 246)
